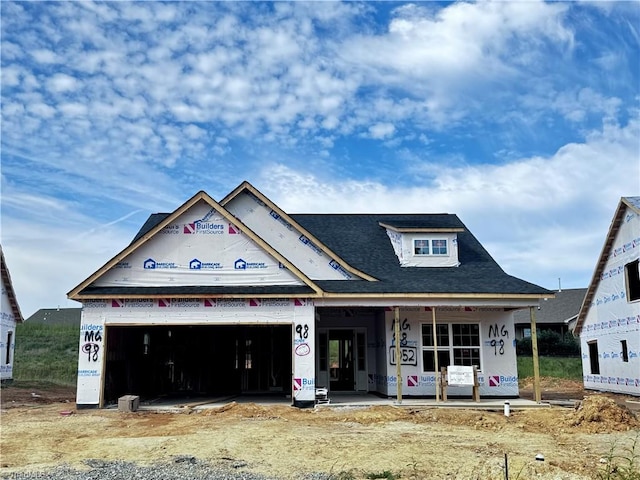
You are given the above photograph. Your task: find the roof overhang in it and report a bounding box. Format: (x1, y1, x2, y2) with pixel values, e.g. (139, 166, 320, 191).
(378, 222, 465, 234)
(70, 288, 549, 309)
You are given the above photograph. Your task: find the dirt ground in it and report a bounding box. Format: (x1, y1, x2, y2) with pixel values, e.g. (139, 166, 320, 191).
(1, 379, 639, 480)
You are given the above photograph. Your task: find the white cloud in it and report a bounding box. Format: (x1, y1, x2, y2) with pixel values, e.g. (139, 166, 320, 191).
(31, 48, 59, 64)
(1, 65, 22, 87)
(552, 88, 621, 122)
(27, 102, 56, 119)
(0, 1, 637, 315)
(258, 115, 639, 291)
(339, 1, 572, 86)
(2, 217, 138, 317)
(368, 123, 396, 139)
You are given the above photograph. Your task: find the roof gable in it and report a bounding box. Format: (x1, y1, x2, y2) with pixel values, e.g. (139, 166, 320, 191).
(68, 191, 322, 299)
(575, 196, 640, 334)
(220, 182, 376, 282)
(1, 246, 24, 323)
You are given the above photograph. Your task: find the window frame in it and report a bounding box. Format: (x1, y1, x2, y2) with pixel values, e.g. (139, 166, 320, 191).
(5, 331, 12, 365)
(413, 238, 449, 257)
(621, 339, 629, 363)
(414, 239, 430, 255)
(431, 239, 448, 255)
(588, 341, 600, 375)
(624, 259, 640, 302)
(421, 323, 482, 373)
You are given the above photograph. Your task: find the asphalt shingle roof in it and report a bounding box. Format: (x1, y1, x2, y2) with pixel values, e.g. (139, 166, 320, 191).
(26, 308, 82, 326)
(292, 214, 550, 295)
(513, 288, 587, 324)
(89, 211, 551, 297)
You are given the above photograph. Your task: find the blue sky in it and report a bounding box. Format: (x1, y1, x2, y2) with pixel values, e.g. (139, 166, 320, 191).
(1, 1, 639, 317)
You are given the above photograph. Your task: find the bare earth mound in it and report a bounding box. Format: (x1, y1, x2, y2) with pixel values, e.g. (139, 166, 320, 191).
(570, 395, 640, 433)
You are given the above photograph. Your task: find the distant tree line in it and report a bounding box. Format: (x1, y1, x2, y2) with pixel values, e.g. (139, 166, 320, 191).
(516, 330, 581, 357)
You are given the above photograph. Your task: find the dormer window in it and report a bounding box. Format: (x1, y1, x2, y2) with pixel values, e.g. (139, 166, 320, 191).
(414, 239, 448, 256)
(414, 240, 430, 255)
(380, 220, 462, 267)
(432, 239, 448, 255)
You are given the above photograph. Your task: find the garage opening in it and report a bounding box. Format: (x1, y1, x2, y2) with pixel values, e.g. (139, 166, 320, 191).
(103, 325, 291, 404)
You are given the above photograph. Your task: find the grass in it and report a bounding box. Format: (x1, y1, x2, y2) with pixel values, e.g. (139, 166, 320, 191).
(597, 434, 640, 480)
(517, 355, 583, 381)
(13, 322, 79, 386)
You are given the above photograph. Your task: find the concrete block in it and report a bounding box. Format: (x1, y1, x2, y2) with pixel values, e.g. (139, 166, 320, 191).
(118, 395, 139, 412)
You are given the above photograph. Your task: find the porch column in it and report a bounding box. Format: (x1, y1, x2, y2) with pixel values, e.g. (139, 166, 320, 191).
(433, 307, 439, 402)
(292, 301, 316, 408)
(529, 306, 542, 403)
(394, 307, 402, 404)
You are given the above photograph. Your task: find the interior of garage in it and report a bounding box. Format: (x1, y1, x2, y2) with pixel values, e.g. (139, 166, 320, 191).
(103, 325, 291, 404)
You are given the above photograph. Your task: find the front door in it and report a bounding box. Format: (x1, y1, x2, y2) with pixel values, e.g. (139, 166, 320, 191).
(329, 330, 354, 391)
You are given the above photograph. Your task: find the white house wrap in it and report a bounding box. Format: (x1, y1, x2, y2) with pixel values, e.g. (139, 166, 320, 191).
(68, 181, 551, 408)
(576, 197, 640, 396)
(1, 247, 23, 382)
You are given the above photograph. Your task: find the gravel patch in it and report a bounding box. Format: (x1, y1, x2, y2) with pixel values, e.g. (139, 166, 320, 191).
(0, 458, 335, 480)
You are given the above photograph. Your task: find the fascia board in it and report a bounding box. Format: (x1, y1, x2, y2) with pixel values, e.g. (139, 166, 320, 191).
(72, 292, 315, 300)
(71, 289, 552, 304)
(313, 293, 551, 308)
(378, 222, 465, 234)
(315, 292, 553, 300)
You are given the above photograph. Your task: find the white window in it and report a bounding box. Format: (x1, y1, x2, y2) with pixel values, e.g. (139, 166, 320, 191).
(421, 323, 481, 372)
(414, 239, 448, 256)
(432, 239, 448, 255)
(414, 239, 429, 255)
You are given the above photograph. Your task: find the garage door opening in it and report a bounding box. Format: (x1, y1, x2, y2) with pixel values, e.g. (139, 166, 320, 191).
(104, 325, 291, 404)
